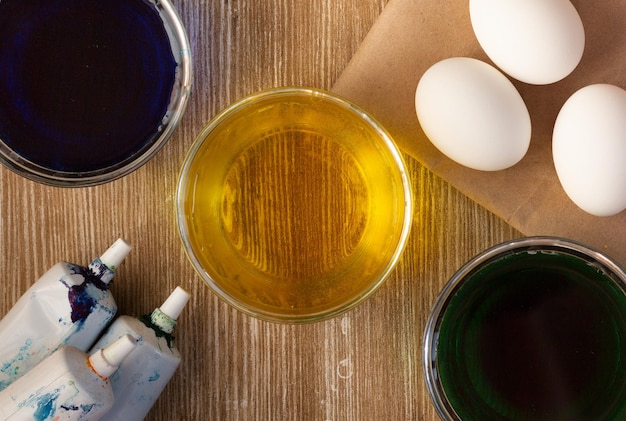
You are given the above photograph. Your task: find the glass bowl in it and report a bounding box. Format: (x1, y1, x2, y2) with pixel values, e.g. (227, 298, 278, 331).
(424, 236, 626, 420)
(0, 0, 192, 186)
(177, 87, 412, 323)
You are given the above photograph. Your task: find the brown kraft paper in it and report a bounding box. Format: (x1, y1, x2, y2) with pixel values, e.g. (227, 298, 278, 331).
(332, 0, 626, 265)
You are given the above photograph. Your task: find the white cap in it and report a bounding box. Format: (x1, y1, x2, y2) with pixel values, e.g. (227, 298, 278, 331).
(88, 334, 137, 379)
(159, 286, 191, 320)
(99, 238, 132, 270)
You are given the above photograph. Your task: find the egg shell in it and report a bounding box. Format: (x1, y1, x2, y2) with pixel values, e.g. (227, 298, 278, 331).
(415, 57, 531, 171)
(469, 0, 585, 85)
(553, 84, 626, 217)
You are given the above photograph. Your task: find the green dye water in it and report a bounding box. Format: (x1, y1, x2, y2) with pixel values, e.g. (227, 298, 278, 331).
(437, 251, 626, 420)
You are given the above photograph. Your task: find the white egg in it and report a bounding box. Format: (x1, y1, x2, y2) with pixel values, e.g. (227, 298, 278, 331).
(553, 84, 626, 217)
(469, 0, 585, 85)
(415, 57, 531, 171)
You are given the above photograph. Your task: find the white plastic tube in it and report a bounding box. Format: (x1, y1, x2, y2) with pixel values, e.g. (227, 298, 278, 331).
(0, 334, 137, 420)
(91, 286, 191, 420)
(0, 239, 132, 390)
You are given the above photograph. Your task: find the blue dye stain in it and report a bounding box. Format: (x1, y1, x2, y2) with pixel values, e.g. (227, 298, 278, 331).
(67, 282, 98, 324)
(60, 403, 98, 416)
(0, 0, 177, 173)
(0, 338, 34, 390)
(60, 263, 109, 324)
(80, 403, 97, 413)
(25, 391, 97, 420)
(148, 371, 161, 382)
(33, 392, 58, 421)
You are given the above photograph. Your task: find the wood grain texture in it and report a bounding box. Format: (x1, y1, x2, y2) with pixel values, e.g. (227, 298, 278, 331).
(0, 0, 520, 419)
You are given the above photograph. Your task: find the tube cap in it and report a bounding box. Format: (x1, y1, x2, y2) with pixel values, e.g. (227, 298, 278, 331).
(88, 334, 137, 379)
(160, 286, 191, 320)
(99, 238, 132, 270)
(149, 287, 191, 334)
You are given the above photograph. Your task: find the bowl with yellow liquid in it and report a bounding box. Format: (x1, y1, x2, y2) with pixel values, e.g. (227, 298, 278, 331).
(177, 87, 412, 323)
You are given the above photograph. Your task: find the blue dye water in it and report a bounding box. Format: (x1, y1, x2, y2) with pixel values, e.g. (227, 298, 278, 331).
(0, 0, 177, 172)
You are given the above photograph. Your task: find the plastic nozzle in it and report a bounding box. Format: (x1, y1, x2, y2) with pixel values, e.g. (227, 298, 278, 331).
(149, 287, 191, 334)
(89, 334, 137, 379)
(99, 238, 132, 270)
(159, 287, 191, 320)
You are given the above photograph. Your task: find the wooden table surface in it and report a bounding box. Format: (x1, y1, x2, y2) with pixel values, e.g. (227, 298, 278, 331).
(0, 0, 521, 419)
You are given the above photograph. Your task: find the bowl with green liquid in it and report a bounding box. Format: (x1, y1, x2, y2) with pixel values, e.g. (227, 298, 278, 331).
(424, 237, 626, 421)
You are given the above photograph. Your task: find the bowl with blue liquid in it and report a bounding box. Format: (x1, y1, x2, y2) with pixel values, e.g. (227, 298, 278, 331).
(0, 0, 192, 186)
